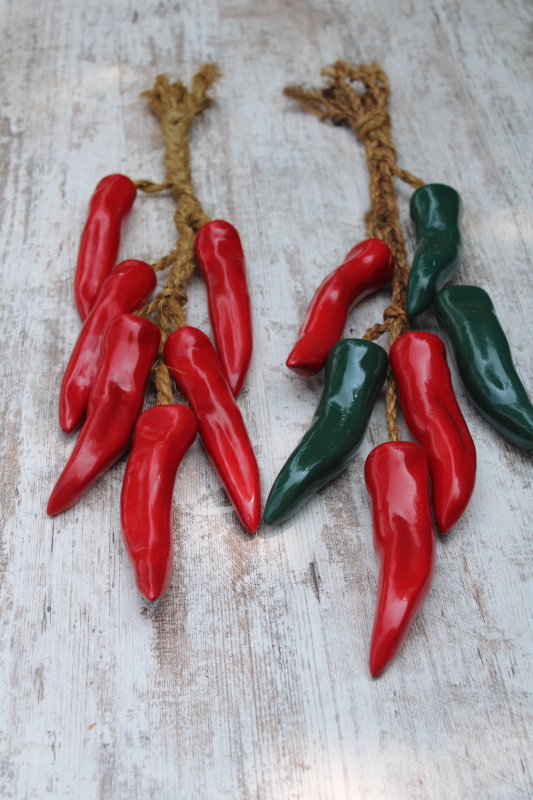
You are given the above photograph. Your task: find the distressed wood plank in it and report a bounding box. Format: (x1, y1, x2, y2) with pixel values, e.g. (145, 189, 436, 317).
(0, 0, 532, 797)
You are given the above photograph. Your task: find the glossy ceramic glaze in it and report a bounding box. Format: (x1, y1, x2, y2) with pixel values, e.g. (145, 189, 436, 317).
(264, 339, 389, 525)
(164, 326, 261, 533)
(195, 220, 253, 397)
(60, 259, 156, 433)
(74, 174, 137, 320)
(435, 285, 533, 450)
(121, 404, 198, 601)
(390, 331, 476, 534)
(365, 441, 436, 679)
(47, 314, 160, 515)
(407, 183, 463, 317)
(286, 239, 394, 376)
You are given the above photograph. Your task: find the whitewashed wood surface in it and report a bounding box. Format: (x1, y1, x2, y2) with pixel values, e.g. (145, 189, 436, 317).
(0, 0, 532, 797)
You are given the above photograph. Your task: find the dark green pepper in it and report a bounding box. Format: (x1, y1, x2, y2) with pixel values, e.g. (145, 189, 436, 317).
(263, 339, 389, 525)
(407, 184, 463, 317)
(434, 285, 533, 451)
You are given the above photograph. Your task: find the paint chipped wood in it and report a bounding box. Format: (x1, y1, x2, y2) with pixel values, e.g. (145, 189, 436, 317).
(0, 0, 532, 797)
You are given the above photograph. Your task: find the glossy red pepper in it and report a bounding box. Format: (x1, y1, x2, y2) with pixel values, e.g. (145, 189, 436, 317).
(74, 175, 137, 320)
(365, 441, 436, 679)
(60, 260, 156, 434)
(390, 331, 476, 534)
(164, 326, 261, 533)
(47, 314, 160, 516)
(120, 404, 198, 601)
(195, 220, 253, 396)
(286, 238, 394, 377)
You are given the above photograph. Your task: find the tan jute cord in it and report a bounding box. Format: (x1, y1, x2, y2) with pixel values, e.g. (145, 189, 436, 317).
(134, 64, 221, 404)
(284, 61, 425, 441)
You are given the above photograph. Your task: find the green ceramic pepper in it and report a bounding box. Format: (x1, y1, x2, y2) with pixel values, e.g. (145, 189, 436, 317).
(407, 184, 463, 317)
(263, 339, 389, 525)
(434, 285, 533, 450)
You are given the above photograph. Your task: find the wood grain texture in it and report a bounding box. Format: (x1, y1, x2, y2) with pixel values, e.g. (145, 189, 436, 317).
(0, 0, 532, 797)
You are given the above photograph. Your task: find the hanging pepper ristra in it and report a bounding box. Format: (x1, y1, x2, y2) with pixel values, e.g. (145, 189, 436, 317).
(284, 62, 437, 677)
(74, 174, 137, 320)
(285, 239, 394, 377)
(264, 339, 388, 525)
(434, 285, 533, 450)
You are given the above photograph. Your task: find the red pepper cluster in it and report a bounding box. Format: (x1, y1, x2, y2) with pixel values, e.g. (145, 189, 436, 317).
(49, 176, 260, 601)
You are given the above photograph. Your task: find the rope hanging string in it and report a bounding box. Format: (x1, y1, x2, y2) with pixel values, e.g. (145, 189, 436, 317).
(284, 61, 424, 441)
(134, 64, 221, 404)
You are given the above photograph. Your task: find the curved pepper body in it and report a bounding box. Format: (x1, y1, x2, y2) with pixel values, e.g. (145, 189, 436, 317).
(47, 314, 160, 515)
(286, 239, 394, 377)
(406, 184, 463, 317)
(121, 404, 198, 601)
(60, 260, 156, 434)
(434, 285, 533, 450)
(163, 326, 261, 533)
(74, 175, 137, 320)
(390, 331, 476, 534)
(264, 339, 389, 525)
(365, 441, 436, 679)
(195, 220, 253, 397)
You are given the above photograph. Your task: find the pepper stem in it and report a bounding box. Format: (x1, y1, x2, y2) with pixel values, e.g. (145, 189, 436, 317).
(135, 64, 221, 404)
(284, 61, 424, 441)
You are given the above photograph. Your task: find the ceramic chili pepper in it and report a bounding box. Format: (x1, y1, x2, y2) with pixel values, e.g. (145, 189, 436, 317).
(406, 183, 463, 317)
(163, 326, 261, 533)
(60, 260, 156, 434)
(121, 404, 198, 601)
(263, 339, 389, 525)
(74, 175, 137, 320)
(390, 331, 476, 534)
(47, 314, 160, 515)
(195, 220, 253, 397)
(286, 239, 394, 377)
(434, 285, 533, 450)
(365, 441, 436, 678)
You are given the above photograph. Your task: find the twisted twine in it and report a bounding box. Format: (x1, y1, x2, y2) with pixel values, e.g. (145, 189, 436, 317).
(135, 64, 220, 404)
(284, 61, 424, 441)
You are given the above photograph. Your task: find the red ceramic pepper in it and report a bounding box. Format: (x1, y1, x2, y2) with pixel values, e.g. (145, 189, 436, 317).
(195, 220, 253, 396)
(286, 238, 394, 377)
(74, 175, 137, 320)
(390, 331, 476, 534)
(60, 260, 156, 434)
(47, 314, 160, 516)
(121, 404, 198, 601)
(365, 441, 436, 679)
(164, 326, 261, 533)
